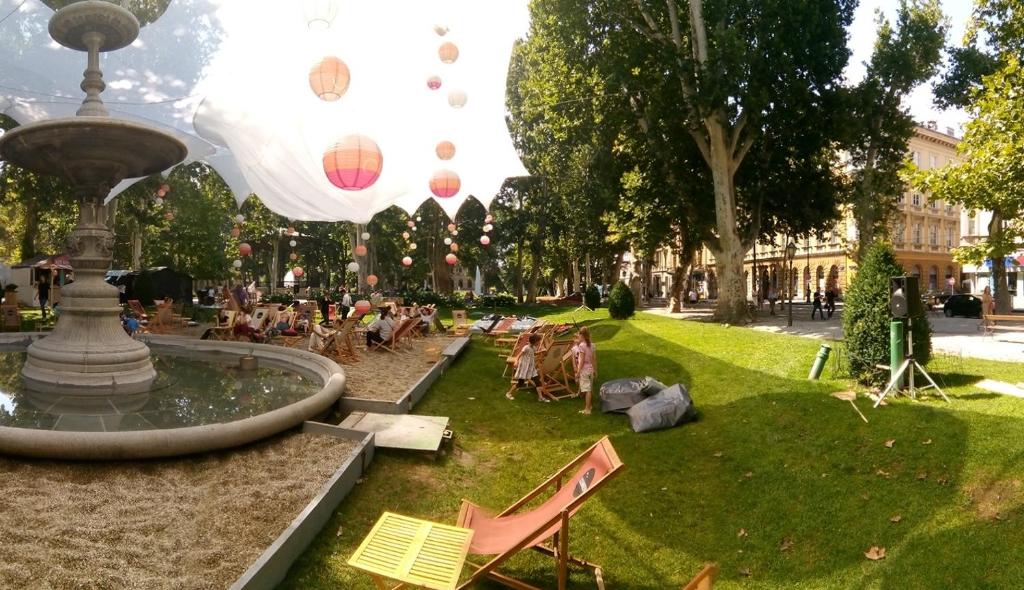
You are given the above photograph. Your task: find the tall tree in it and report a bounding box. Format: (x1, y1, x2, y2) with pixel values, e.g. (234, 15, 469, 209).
(846, 0, 947, 262)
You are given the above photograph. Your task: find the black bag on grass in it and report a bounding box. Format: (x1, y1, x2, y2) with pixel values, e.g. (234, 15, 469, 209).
(626, 384, 697, 433)
(599, 376, 667, 413)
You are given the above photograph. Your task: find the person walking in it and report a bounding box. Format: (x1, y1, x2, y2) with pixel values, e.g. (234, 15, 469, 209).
(36, 277, 50, 320)
(768, 287, 778, 316)
(825, 289, 836, 319)
(812, 289, 825, 320)
(339, 287, 352, 320)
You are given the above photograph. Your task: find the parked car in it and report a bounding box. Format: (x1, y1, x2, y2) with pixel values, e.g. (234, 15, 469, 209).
(943, 294, 983, 318)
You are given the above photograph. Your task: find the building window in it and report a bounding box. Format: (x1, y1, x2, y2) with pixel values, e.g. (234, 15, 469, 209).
(897, 194, 905, 204)
(912, 193, 921, 206)
(912, 151, 920, 166)
(945, 201, 954, 213)
(930, 198, 939, 210)
(1009, 272, 1019, 297)
(968, 214, 977, 236)
(913, 224, 922, 245)
(929, 226, 938, 245)
(946, 227, 954, 247)
(930, 154, 938, 168)
(893, 222, 905, 244)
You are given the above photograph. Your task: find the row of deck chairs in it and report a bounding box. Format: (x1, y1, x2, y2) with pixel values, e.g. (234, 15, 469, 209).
(311, 314, 426, 364)
(502, 323, 579, 401)
(127, 299, 193, 335)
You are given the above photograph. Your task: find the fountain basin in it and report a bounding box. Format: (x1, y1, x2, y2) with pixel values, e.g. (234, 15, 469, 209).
(0, 334, 346, 460)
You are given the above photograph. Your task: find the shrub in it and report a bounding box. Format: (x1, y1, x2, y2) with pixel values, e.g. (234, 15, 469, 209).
(584, 284, 601, 310)
(843, 242, 931, 385)
(607, 281, 635, 319)
(479, 293, 516, 308)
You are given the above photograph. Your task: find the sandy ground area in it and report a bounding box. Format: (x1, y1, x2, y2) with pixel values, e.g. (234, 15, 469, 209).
(341, 335, 457, 401)
(0, 432, 359, 590)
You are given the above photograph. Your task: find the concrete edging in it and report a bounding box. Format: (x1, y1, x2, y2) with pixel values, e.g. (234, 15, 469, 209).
(230, 422, 375, 590)
(339, 336, 470, 416)
(0, 334, 347, 460)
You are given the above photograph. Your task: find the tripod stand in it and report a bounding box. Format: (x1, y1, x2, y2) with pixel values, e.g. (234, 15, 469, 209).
(873, 316, 949, 408)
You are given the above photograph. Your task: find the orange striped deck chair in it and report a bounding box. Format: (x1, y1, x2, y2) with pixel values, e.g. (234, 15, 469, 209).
(681, 564, 718, 590)
(454, 436, 624, 589)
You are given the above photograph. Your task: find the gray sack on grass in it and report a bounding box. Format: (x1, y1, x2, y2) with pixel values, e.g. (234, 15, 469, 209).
(599, 376, 667, 413)
(626, 383, 697, 433)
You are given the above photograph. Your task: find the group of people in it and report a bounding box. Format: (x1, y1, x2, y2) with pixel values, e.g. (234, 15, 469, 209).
(364, 304, 438, 347)
(811, 288, 837, 320)
(508, 326, 597, 415)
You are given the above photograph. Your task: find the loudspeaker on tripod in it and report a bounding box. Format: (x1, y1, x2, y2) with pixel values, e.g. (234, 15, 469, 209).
(890, 275, 921, 319)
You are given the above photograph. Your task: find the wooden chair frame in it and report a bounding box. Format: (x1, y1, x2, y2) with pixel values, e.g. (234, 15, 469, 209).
(369, 317, 419, 353)
(681, 564, 718, 590)
(454, 436, 624, 590)
(207, 310, 238, 341)
(451, 309, 470, 336)
(537, 340, 578, 400)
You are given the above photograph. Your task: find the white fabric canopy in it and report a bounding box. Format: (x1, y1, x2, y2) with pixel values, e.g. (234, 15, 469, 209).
(0, 0, 528, 222)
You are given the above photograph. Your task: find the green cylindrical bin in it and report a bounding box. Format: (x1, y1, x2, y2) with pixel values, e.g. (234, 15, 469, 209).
(890, 320, 905, 389)
(808, 343, 832, 380)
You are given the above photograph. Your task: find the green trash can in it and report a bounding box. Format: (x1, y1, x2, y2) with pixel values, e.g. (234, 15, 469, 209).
(808, 343, 831, 380)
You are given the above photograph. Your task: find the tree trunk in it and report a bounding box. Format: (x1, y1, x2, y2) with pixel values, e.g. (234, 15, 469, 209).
(515, 242, 524, 303)
(705, 120, 751, 323)
(571, 258, 581, 295)
(20, 197, 39, 258)
(990, 212, 1012, 313)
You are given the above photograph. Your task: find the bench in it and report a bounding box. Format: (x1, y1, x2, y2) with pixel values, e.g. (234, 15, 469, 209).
(983, 314, 1024, 336)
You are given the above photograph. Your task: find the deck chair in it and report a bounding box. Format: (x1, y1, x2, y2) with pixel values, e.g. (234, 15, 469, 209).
(127, 299, 149, 321)
(328, 317, 361, 362)
(1, 306, 20, 332)
(484, 317, 517, 342)
(207, 310, 238, 341)
(370, 317, 419, 353)
(503, 333, 533, 374)
(454, 436, 625, 590)
(309, 323, 337, 355)
(536, 340, 578, 400)
(681, 564, 718, 590)
(147, 301, 178, 334)
(451, 309, 470, 336)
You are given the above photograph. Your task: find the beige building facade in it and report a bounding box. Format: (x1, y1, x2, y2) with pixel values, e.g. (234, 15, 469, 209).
(639, 124, 961, 301)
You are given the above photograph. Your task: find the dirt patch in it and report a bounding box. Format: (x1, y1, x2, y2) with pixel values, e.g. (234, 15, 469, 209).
(0, 433, 359, 589)
(340, 335, 457, 401)
(966, 478, 1023, 521)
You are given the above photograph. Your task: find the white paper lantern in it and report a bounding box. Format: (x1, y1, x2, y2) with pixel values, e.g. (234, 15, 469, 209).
(347, 261, 360, 273)
(232, 259, 243, 269)
(416, 216, 422, 222)
(289, 240, 297, 247)
(411, 225, 417, 232)
(452, 230, 459, 236)
(402, 231, 410, 240)
(154, 197, 164, 206)
(234, 214, 245, 224)
(409, 243, 418, 250)
(483, 224, 493, 232)
(361, 231, 371, 240)
(444, 237, 452, 245)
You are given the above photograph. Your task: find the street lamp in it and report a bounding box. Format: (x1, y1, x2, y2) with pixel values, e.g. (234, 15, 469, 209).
(786, 241, 798, 327)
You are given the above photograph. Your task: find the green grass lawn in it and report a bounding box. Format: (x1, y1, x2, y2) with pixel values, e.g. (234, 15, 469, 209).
(280, 308, 1024, 588)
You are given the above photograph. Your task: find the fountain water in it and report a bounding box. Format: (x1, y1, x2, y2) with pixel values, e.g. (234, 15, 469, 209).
(0, 1, 186, 395)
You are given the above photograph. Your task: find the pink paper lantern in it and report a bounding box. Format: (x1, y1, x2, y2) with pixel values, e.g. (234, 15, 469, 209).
(407, 220, 415, 228)
(402, 256, 413, 267)
(354, 244, 368, 257)
(447, 223, 457, 232)
(292, 266, 305, 278)
(430, 170, 461, 198)
(354, 300, 372, 315)
(289, 252, 298, 261)
(427, 75, 442, 90)
(445, 253, 458, 266)
(156, 188, 167, 197)
(485, 214, 493, 223)
(480, 235, 490, 246)
(323, 134, 383, 190)
(367, 274, 379, 287)
(160, 183, 170, 193)
(239, 243, 252, 257)
(230, 226, 241, 238)
(435, 140, 455, 160)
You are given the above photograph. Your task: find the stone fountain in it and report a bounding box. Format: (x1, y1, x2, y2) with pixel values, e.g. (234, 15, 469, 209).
(0, 1, 187, 395)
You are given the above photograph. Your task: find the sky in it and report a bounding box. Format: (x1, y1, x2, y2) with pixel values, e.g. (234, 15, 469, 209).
(845, 0, 975, 135)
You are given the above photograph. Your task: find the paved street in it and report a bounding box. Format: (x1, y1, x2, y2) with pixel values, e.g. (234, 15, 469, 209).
(642, 301, 1024, 363)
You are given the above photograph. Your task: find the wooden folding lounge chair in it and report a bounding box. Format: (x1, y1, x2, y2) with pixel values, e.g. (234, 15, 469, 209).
(327, 317, 361, 363)
(309, 323, 338, 356)
(207, 310, 238, 341)
(502, 333, 533, 374)
(536, 340, 578, 400)
(451, 309, 471, 336)
(484, 317, 517, 343)
(369, 317, 419, 353)
(681, 564, 718, 590)
(127, 299, 149, 322)
(1, 306, 20, 332)
(454, 436, 624, 590)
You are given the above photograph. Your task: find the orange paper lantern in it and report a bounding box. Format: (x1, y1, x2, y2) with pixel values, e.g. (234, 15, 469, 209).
(438, 42, 459, 64)
(292, 266, 305, 278)
(230, 226, 241, 238)
(367, 274, 379, 286)
(309, 56, 350, 101)
(354, 244, 368, 256)
(239, 243, 252, 257)
(354, 300, 372, 315)
(435, 140, 455, 160)
(450, 242, 459, 253)
(289, 252, 298, 261)
(430, 169, 461, 198)
(323, 134, 383, 190)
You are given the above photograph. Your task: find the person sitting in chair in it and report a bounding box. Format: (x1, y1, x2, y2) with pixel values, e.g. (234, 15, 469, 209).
(366, 307, 395, 348)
